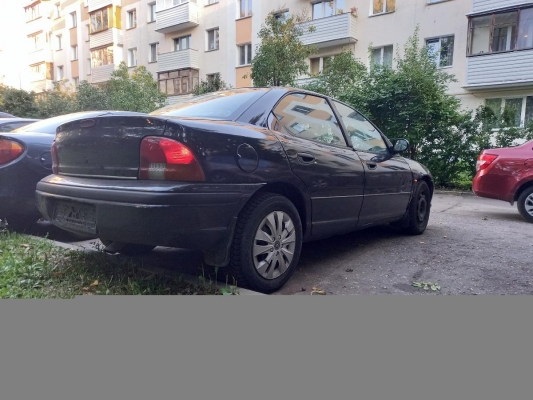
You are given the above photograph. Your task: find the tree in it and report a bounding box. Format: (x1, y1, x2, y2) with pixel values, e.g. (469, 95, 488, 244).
(250, 10, 317, 87)
(0, 85, 38, 118)
(193, 73, 231, 95)
(34, 81, 79, 118)
(106, 62, 166, 113)
(77, 80, 110, 111)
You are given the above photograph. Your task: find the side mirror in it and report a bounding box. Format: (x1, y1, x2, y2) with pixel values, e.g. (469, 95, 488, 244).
(392, 138, 409, 154)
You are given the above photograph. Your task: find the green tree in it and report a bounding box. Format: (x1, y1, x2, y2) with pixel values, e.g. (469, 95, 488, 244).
(0, 85, 38, 118)
(106, 62, 166, 113)
(193, 73, 231, 95)
(250, 10, 317, 87)
(77, 80, 110, 111)
(34, 81, 79, 118)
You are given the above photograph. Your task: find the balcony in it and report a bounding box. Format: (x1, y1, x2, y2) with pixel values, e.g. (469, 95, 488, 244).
(155, 2, 199, 34)
(465, 50, 533, 90)
(299, 13, 357, 49)
(158, 49, 199, 73)
(88, 0, 117, 13)
(90, 28, 123, 49)
(28, 49, 53, 66)
(472, 0, 527, 14)
(90, 64, 115, 84)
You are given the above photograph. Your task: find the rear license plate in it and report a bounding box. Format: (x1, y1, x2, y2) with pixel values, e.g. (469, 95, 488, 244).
(54, 201, 97, 234)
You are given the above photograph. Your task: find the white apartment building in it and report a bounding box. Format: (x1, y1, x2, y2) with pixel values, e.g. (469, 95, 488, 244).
(19, 0, 533, 126)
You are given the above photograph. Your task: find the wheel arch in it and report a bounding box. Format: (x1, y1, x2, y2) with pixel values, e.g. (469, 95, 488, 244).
(513, 180, 533, 203)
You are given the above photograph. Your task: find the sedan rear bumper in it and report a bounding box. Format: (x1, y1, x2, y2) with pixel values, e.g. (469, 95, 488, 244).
(36, 175, 264, 264)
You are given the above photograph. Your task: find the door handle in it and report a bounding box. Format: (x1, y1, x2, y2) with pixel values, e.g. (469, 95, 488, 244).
(366, 161, 378, 170)
(297, 152, 315, 164)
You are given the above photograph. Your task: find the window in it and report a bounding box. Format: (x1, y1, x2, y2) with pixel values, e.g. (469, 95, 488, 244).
(149, 43, 159, 62)
(206, 73, 219, 84)
(207, 0, 219, 4)
(157, 69, 200, 96)
(90, 8, 109, 33)
(274, 10, 289, 21)
(273, 94, 347, 146)
(426, 36, 454, 67)
(70, 12, 77, 28)
(485, 97, 533, 127)
(128, 48, 137, 67)
(29, 33, 43, 52)
(56, 66, 64, 81)
(91, 46, 114, 67)
(467, 8, 533, 55)
(87, 58, 92, 74)
(148, 3, 156, 22)
(371, 45, 393, 66)
(73, 77, 79, 87)
(333, 101, 388, 153)
(55, 3, 61, 19)
(30, 64, 43, 74)
(174, 35, 191, 51)
(238, 43, 252, 65)
(207, 28, 219, 51)
(85, 25, 90, 41)
(71, 45, 78, 61)
(25, 4, 41, 22)
(127, 9, 137, 29)
(371, 0, 395, 16)
(156, 0, 191, 11)
(239, 0, 252, 18)
(309, 55, 335, 75)
(312, 0, 344, 19)
(56, 35, 62, 51)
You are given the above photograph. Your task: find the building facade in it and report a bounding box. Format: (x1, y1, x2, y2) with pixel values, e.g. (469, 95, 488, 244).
(19, 0, 533, 126)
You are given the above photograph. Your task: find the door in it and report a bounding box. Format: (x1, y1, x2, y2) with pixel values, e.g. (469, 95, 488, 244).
(331, 101, 413, 225)
(271, 93, 365, 238)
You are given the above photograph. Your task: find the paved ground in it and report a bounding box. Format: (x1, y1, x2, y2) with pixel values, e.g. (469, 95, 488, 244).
(10, 192, 533, 295)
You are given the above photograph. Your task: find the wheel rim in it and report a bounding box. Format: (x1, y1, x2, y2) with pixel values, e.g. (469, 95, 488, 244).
(253, 211, 296, 280)
(417, 193, 428, 224)
(525, 193, 533, 217)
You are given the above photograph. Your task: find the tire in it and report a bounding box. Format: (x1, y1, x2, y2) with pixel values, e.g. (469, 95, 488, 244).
(403, 181, 431, 235)
(226, 193, 303, 294)
(517, 187, 533, 223)
(99, 239, 156, 256)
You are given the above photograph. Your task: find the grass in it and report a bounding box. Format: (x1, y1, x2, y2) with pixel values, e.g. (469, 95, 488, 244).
(0, 228, 238, 298)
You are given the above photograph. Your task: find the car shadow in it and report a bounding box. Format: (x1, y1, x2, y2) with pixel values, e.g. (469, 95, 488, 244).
(5, 219, 95, 243)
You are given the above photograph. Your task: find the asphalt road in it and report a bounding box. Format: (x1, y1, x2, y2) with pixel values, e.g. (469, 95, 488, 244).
(9, 193, 533, 295)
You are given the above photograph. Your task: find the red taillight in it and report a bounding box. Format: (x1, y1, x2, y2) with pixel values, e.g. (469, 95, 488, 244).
(0, 138, 25, 165)
(51, 142, 59, 174)
(139, 136, 205, 182)
(476, 153, 498, 172)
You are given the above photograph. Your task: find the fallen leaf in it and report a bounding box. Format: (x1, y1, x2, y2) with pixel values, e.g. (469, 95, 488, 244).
(21, 244, 30, 248)
(82, 287, 90, 291)
(311, 287, 326, 295)
(89, 280, 99, 287)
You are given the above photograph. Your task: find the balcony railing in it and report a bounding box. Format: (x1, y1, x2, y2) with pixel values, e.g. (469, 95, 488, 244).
(158, 49, 199, 73)
(90, 64, 115, 84)
(466, 50, 533, 89)
(89, 28, 123, 49)
(299, 13, 357, 49)
(155, 1, 199, 34)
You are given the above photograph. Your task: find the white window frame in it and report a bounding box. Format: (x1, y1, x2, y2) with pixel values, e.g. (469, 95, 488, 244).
(174, 35, 191, 51)
(207, 0, 219, 5)
(73, 77, 79, 87)
(485, 96, 533, 128)
(370, 0, 395, 16)
(149, 43, 159, 62)
(128, 48, 138, 67)
(56, 65, 64, 81)
(371, 45, 393, 67)
(426, 35, 454, 68)
(312, 0, 344, 20)
(127, 9, 137, 29)
(71, 45, 78, 61)
(55, 3, 61, 19)
(70, 11, 77, 28)
(87, 58, 92, 75)
(207, 28, 219, 51)
(238, 43, 252, 66)
(56, 34, 62, 51)
(148, 2, 156, 22)
(239, 0, 252, 19)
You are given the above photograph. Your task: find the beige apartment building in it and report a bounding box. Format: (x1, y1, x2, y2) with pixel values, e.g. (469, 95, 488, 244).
(20, 0, 533, 126)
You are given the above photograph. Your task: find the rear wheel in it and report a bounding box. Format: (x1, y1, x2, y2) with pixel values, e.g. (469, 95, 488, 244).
(226, 193, 303, 294)
(99, 239, 156, 256)
(517, 187, 533, 223)
(403, 181, 431, 235)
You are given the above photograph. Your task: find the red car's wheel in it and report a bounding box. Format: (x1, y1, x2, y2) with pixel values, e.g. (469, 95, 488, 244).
(517, 187, 533, 223)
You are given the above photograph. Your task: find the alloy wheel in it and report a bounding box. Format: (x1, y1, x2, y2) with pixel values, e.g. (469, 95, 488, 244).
(525, 193, 533, 217)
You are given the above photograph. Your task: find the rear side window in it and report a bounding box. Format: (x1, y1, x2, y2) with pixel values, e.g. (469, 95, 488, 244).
(0, 121, 34, 132)
(150, 89, 268, 120)
(11, 114, 87, 134)
(272, 93, 347, 146)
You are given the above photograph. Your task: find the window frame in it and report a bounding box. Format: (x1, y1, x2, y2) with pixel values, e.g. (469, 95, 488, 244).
(238, 0, 252, 19)
(127, 9, 137, 29)
(485, 96, 533, 128)
(425, 35, 455, 68)
(128, 48, 138, 67)
(238, 43, 252, 66)
(56, 65, 64, 81)
(71, 45, 78, 61)
(149, 42, 159, 63)
(371, 45, 394, 67)
(207, 28, 220, 51)
(56, 34, 63, 51)
(148, 2, 157, 23)
(370, 0, 396, 17)
(312, 0, 345, 20)
(70, 11, 78, 28)
(157, 68, 200, 96)
(90, 7, 110, 34)
(173, 35, 192, 51)
(467, 6, 533, 56)
(90, 46, 114, 68)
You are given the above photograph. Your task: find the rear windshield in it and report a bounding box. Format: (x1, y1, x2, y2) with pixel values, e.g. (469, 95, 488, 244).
(11, 113, 93, 134)
(149, 89, 268, 120)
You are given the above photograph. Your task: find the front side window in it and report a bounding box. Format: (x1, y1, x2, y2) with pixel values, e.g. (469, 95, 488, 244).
(371, 45, 393, 67)
(207, 28, 219, 51)
(426, 36, 454, 67)
(273, 94, 347, 146)
(174, 35, 191, 51)
(90, 8, 109, 33)
(239, 0, 252, 18)
(333, 101, 388, 153)
(312, 0, 345, 19)
(372, 0, 395, 15)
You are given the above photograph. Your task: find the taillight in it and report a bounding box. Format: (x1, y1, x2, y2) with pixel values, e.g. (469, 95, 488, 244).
(139, 136, 205, 182)
(0, 138, 25, 165)
(51, 141, 59, 174)
(476, 153, 498, 172)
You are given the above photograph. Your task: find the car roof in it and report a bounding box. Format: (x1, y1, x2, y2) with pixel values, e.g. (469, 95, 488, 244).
(0, 118, 39, 124)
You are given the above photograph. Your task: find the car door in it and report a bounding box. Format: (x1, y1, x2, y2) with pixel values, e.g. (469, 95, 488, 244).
(331, 101, 413, 226)
(270, 93, 365, 238)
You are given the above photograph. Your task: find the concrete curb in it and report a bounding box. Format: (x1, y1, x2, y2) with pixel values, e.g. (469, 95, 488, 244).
(34, 236, 265, 296)
(434, 189, 475, 197)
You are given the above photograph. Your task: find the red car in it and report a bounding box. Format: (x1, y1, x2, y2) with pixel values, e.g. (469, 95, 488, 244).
(473, 139, 533, 222)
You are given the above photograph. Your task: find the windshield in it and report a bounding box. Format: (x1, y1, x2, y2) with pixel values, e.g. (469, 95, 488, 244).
(150, 89, 268, 120)
(11, 112, 98, 134)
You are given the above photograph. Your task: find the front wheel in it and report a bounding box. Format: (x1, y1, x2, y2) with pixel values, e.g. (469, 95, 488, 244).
(226, 193, 303, 294)
(517, 187, 533, 223)
(403, 181, 431, 235)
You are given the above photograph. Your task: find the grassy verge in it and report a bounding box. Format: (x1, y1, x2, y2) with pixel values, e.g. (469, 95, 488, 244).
(0, 229, 237, 298)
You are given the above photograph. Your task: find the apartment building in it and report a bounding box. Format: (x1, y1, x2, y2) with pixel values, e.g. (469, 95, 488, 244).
(20, 0, 533, 127)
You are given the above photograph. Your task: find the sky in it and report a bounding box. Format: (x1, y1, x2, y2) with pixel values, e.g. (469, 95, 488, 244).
(0, 0, 30, 90)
